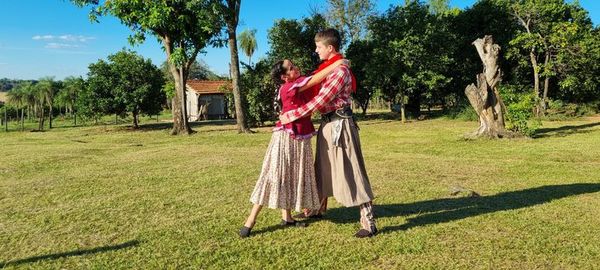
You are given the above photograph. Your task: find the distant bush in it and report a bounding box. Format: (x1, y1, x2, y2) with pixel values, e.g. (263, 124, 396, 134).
(445, 105, 478, 121)
(544, 99, 599, 121)
(500, 85, 540, 137)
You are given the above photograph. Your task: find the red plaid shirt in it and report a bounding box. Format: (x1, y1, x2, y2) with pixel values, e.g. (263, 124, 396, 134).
(281, 65, 352, 123)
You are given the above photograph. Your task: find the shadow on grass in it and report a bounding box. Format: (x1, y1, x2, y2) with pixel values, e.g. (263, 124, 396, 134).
(533, 122, 600, 138)
(324, 183, 600, 234)
(249, 218, 322, 236)
(120, 119, 237, 132)
(0, 240, 140, 268)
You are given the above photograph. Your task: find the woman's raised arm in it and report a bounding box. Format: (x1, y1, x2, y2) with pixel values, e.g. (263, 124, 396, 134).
(298, 59, 349, 92)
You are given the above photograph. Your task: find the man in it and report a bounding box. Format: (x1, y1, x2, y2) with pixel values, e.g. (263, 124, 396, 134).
(279, 28, 377, 238)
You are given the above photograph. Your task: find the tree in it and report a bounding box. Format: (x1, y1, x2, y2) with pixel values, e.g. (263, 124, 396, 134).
(72, 0, 223, 135)
(368, 2, 453, 120)
(4, 85, 23, 130)
(86, 50, 165, 128)
(555, 25, 600, 103)
(345, 39, 376, 114)
(465, 36, 515, 138)
(59, 76, 85, 126)
(324, 0, 374, 49)
(37, 77, 60, 129)
(21, 82, 37, 123)
(239, 59, 278, 126)
(6, 86, 25, 130)
(219, 0, 251, 133)
(451, 0, 519, 109)
(508, 0, 591, 116)
(1, 104, 5, 132)
(428, 0, 450, 15)
(268, 14, 329, 73)
(238, 29, 257, 66)
(32, 82, 48, 130)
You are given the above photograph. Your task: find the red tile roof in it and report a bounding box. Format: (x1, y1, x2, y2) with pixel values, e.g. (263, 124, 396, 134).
(186, 80, 231, 95)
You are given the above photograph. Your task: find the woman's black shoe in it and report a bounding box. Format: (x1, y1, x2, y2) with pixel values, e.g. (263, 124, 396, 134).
(354, 229, 375, 238)
(239, 226, 252, 238)
(280, 219, 307, 227)
(293, 212, 323, 219)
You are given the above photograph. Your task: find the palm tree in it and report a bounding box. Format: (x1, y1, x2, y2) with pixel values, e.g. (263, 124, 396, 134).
(37, 77, 59, 129)
(238, 28, 257, 66)
(61, 76, 84, 126)
(222, 0, 250, 133)
(6, 86, 25, 130)
(21, 82, 37, 122)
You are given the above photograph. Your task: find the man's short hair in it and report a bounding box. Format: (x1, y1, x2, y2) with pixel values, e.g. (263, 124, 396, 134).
(315, 28, 341, 51)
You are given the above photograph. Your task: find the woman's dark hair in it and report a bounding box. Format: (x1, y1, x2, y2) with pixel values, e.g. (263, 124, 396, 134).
(270, 60, 286, 114)
(270, 60, 286, 85)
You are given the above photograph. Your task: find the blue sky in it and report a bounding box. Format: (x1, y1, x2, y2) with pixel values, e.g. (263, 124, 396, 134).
(0, 0, 598, 80)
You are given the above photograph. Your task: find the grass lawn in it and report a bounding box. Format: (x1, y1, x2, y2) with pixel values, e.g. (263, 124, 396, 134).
(1, 115, 600, 269)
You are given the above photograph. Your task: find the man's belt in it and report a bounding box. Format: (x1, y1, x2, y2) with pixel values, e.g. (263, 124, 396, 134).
(321, 106, 353, 123)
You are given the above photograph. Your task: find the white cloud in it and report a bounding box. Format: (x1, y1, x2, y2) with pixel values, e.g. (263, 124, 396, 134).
(32, 35, 56, 40)
(33, 34, 96, 43)
(58, 35, 96, 42)
(45, 43, 82, 49)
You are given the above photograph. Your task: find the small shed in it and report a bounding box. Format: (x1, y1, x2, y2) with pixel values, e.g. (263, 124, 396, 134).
(185, 80, 231, 121)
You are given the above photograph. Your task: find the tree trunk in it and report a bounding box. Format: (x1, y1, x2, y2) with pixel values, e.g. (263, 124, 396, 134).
(226, 0, 250, 133)
(529, 50, 541, 117)
(228, 29, 250, 133)
(406, 91, 421, 118)
(39, 107, 45, 131)
(20, 108, 24, 131)
(360, 99, 369, 115)
(399, 95, 406, 123)
(49, 104, 53, 129)
(169, 63, 191, 135)
(3, 107, 7, 132)
(464, 35, 515, 139)
(160, 36, 192, 136)
(541, 51, 551, 116)
(133, 110, 139, 129)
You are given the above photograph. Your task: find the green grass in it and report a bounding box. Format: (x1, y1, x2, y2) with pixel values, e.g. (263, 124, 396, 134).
(1, 115, 600, 269)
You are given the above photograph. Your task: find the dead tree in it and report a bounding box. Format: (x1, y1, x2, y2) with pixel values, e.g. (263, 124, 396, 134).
(465, 35, 516, 138)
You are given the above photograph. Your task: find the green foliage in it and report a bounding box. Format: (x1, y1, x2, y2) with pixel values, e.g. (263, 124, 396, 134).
(238, 29, 258, 65)
(346, 40, 376, 114)
(368, 1, 454, 117)
(445, 105, 478, 121)
(83, 50, 165, 127)
(555, 27, 600, 102)
(545, 100, 599, 120)
(451, 0, 519, 99)
(0, 78, 37, 92)
(324, 0, 374, 48)
(267, 14, 329, 73)
(240, 60, 278, 126)
(71, 0, 225, 133)
(506, 0, 599, 108)
(56, 76, 85, 115)
(500, 85, 541, 136)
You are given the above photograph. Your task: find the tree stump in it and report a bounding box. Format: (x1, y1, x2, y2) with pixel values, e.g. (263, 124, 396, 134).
(464, 35, 516, 138)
